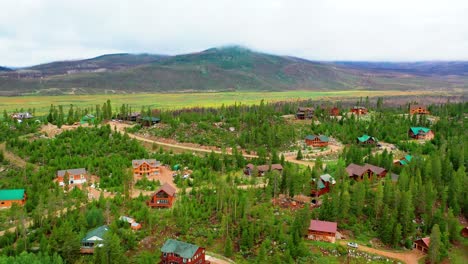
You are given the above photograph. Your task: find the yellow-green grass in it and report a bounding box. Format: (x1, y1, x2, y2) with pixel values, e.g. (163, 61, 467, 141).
(0, 90, 446, 115)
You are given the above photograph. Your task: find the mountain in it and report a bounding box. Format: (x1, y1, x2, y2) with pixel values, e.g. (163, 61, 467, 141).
(0, 66, 12, 72)
(0, 46, 466, 95)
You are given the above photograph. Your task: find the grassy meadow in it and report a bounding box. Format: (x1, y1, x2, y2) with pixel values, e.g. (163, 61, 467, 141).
(0, 90, 448, 115)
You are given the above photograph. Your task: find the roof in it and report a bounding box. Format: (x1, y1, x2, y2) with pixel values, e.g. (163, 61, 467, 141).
(297, 107, 314, 112)
(305, 135, 329, 142)
(410, 104, 427, 110)
(57, 168, 86, 177)
(119, 216, 136, 223)
(346, 163, 387, 177)
(320, 174, 336, 184)
(246, 163, 283, 172)
(141, 117, 161, 122)
(132, 159, 161, 168)
(352, 106, 367, 110)
(82, 225, 110, 242)
(410, 127, 431, 135)
(0, 189, 25, 201)
(404, 155, 413, 162)
(357, 134, 376, 143)
(161, 239, 201, 259)
(308, 220, 337, 233)
(154, 183, 176, 197)
(415, 237, 431, 247)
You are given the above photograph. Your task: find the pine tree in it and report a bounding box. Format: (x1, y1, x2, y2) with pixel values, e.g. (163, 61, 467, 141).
(296, 149, 303, 160)
(428, 224, 441, 264)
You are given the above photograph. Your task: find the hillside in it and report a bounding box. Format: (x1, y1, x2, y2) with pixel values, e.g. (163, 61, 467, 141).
(0, 46, 467, 95)
(0, 66, 12, 72)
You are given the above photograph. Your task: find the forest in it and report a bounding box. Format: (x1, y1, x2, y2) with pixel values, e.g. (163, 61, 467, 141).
(0, 99, 466, 264)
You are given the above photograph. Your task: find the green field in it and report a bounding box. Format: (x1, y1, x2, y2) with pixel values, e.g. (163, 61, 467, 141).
(0, 90, 448, 115)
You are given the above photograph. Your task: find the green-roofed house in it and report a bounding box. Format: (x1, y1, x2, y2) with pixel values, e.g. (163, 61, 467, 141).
(160, 239, 207, 264)
(408, 127, 434, 140)
(311, 174, 336, 197)
(394, 154, 413, 166)
(80, 225, 110, 254)
(356, 134, 377, 145)
(80, 114, 95, 124)
(139, 116, 161, 127)
(305, 135, 329, 147)
(0, 189, 26, 208)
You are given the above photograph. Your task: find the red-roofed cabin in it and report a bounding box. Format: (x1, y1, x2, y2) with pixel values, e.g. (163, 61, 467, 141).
(330, 107, 340, 116)
(346, 163, 387, 181)
(350, 106, 368, 115)
(307, 220, 337, 243)
(410, 105, 430, 115)
(147, 183, 176, 208)
(413, 237, 430, 253)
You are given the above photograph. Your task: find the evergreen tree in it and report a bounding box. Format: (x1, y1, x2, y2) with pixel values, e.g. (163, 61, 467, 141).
(428, 224, 442, 264)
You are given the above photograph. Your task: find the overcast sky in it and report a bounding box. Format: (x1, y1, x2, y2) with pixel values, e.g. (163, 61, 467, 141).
(1, 0, 467, 66)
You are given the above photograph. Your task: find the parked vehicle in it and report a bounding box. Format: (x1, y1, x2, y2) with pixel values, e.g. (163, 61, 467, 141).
(347, 242, 359, 248)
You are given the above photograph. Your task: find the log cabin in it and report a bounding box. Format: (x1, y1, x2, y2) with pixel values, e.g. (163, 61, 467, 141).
(408, 127, 434, 140)
(307, 220, 337, 243)
(133, 159, 161, 177)
(350, 106, 368, 115)
(356, 134, 377, 145)
(160, 239, 209, 264)
(311, 174, 336, 197)
(410, 104, 430, 115)
(56, 168, 87, 187)
(394, 154, 413, 166)
(346, 163, 388, 181)
(147, 183, 176, 208)
(80, 225, 109, 254)
(244, 163, 283, 176)
(296, 107, 314, 120)
(305, 135, 329, 147)
(413, 237, 430, 253)
(0, 189, 26, 208)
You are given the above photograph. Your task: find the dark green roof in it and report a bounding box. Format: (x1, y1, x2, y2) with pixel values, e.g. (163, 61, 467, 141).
(410, 127, 431, 134)
(404, 155, 413, 162)
(141, 117, 160, 122)
(0, 189, 25, 201)
(161, 239, 200, 259)
(357, 134, 376, 142)
(82, 225, 109, 243)
(305, 135, 329, 142)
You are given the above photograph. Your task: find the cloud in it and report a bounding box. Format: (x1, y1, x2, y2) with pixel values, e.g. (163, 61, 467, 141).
(1, 0, 467, 66)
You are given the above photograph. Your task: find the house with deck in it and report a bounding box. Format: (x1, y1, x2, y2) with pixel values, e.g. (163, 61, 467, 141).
(311, 174, 336, 197)
(410, 104, 430, 115)
(133, 159, 161, 177)
(244, 163, 283, 176)
(346, 163, 388, 181)
(357, 134, 377, 145)
(413, 237, 430, 253)
(160, 239, 208, 264)
(80, 225, 110, 254)
(296, 107, 314, 120)
(305, 135, 329, 148)
(408, 127, 434, 140)
(307, 220, 337, 243)
(147, 183, 176, 208)
(350, 106, 368, 115)
(56, 168, 87, 187)
(0, 189, 26, 208)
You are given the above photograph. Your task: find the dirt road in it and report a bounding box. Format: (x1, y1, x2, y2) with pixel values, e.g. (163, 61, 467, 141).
(338, 241, 425, 264)
(0, 142, 37, 170)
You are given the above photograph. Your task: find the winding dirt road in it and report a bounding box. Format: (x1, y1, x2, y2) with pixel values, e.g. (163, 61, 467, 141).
(338, 241, 425, 264)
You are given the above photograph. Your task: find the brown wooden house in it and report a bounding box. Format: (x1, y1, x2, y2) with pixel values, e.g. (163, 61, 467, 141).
(408, 127, 434, 140)
(330, 107, 340, 116)
(305, 135, 329, 147)
(356, 134, 377, 145)
(346, 163, 388, 181)
(296, 107, 314, 120)
(410, 104, 430, 115)
(0, 189, 26, 208)
(244, 163, 283, 176)
(311, 174, 336, 197)
(133, 159, 161, 177)
(350, 106, 368, 115)
(307, 220, 337, 243)
(147, 183, 176, 208)
(461, 227, 468, 238)
(413, 237, 430, 253)
(160, 239, 209, 264)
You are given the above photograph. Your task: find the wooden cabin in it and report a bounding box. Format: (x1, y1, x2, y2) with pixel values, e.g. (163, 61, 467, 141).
(119, 216, 142, 230)
(244, 163, 283, 176)
(80, 225, 109, 254)
(408, 127, 434, 140)
(356, 134, 377, 145)
(160, 239, 208, 264)
(410, 104, 430, 115)
(147, 183, 176, 208)
(56, 168, 87, 187)
(133, 159, 161, 177)
(296, 107, 314, 120)
(139, 116, 161, 127)
(311, 174, 336, 197)
(307, 220, 337, 243)
(394, 155, 413, 166)
(413, 237, 430, 253)
(305, 135, 329, 147)
(461, 227, 468, 238)
(330, 107, 340, 116)
(350, 106, 368, 115)
(346, 163, 388, 181)
(0, 189, 26, 208)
